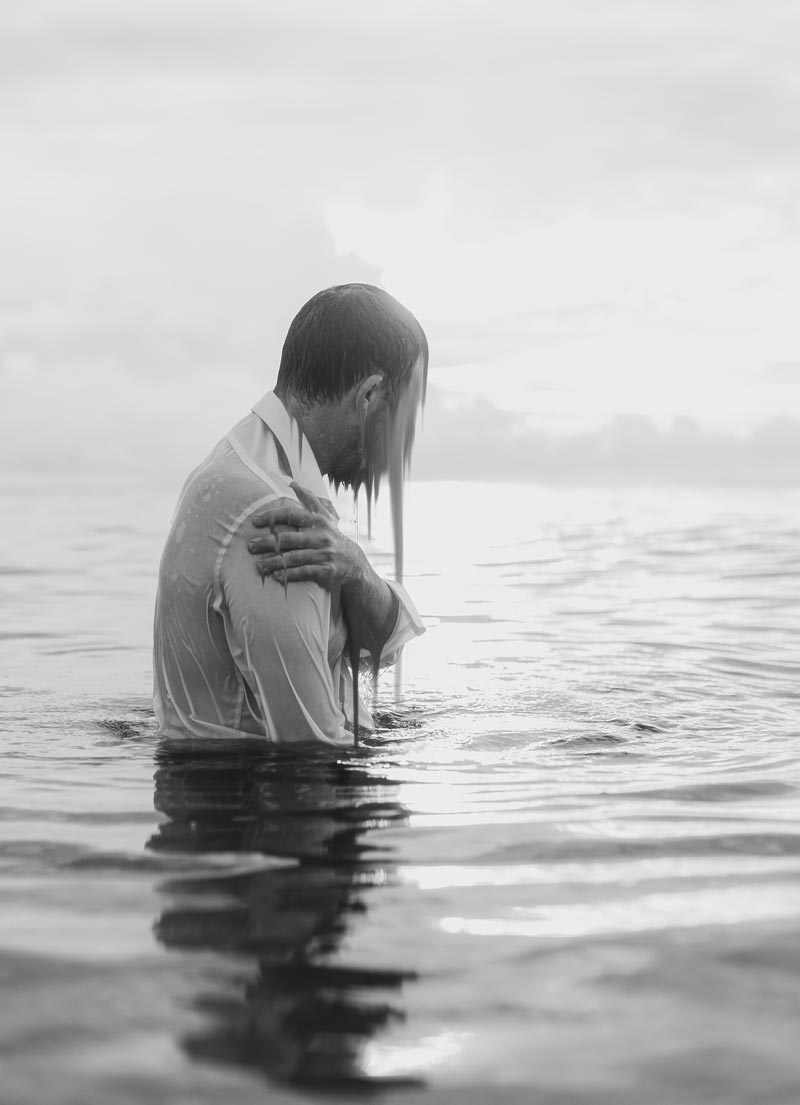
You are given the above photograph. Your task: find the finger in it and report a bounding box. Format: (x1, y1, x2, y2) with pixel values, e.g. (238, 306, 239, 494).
(290, 482, 323, 514)
(248, 530, 328, 555)
(251, 504, 311, 529)
(248, 534, 279, 555)
(249, 495, 295, 521)
(270, 565, 334, 587)
(257, 550, 328, 573)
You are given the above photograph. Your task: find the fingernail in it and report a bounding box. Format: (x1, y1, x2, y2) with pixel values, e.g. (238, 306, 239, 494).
(248, 541, 257, 552)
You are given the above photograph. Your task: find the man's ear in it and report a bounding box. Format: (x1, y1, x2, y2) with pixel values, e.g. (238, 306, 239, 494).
(353, 373, 383, 447)
(354, 373, 385, 411)
(354, 373, 385, 435)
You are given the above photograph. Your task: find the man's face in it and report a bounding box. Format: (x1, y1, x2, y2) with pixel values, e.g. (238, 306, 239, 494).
(362, 356, 424, 493)
(329, 357, 424, 493)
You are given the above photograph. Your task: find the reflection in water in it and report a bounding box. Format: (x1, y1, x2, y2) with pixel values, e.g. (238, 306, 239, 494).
(147, 740, 421, 1090)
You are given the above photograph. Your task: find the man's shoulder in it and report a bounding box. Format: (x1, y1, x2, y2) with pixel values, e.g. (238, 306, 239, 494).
(176, 436, 291, 521)
(159, 441, 295, 598)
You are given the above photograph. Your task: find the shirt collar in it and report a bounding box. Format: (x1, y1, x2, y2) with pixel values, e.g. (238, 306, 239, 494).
(250, 391, 333, 505)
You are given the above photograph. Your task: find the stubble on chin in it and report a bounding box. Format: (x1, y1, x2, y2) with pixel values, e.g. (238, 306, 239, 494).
(326, 445, 364, 490)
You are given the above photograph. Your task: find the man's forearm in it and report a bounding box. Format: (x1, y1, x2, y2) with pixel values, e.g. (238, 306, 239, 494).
(247, 487, 401, 662)
(341, 548, 399, 665)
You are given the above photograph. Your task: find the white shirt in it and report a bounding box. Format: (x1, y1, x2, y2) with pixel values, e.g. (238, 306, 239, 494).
(153, 392, 424, 746)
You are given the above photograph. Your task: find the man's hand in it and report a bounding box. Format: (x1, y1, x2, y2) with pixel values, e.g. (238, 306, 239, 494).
(248, 483, 366, 590)
(249, 481, 399, 672)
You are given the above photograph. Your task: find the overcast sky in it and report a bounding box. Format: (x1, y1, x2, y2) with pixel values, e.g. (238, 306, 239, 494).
(2, 0, 800, 479)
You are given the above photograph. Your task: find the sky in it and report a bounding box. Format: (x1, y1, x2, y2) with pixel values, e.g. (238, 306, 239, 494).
(2, 0, 800, 482)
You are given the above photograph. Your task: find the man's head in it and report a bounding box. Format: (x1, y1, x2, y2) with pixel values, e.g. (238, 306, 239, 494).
(275, 284, 428, 493)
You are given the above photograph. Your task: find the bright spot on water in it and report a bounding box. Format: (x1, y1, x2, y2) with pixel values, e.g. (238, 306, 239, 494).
(360, 1030, 472, 1078)
(440, 883, 800, 939)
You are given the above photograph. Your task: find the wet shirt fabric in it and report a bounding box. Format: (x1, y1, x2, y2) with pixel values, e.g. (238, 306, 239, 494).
(153, 391, 424, 747)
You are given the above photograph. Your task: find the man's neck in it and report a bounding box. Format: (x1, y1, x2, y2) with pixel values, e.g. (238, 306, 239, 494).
(275, 391, 335, 477)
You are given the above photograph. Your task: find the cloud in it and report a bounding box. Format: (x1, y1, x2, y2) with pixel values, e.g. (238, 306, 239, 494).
(3, 362, 798, 486)
(5, 0, 800, 217)
(427, 302, 622, 369)
(412, 388, 800, 484)
(2, 0, 800, 474)
(0, 216, 382, 475)
(764, 361, 800, 382)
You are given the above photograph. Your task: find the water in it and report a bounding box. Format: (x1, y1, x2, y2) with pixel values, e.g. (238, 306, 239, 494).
(1, 474, 799, 1104)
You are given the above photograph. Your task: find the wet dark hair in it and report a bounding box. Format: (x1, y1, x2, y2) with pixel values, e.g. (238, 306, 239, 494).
(275, 283, 428, 405)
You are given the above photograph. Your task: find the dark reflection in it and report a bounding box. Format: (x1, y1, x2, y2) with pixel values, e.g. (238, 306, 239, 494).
(147, 739, 421, 1091)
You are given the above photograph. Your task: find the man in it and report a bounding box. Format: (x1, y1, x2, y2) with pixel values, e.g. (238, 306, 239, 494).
(153, 283, 427, 747)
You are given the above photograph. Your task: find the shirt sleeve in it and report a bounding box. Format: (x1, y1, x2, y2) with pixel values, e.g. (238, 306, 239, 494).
(216, 522, 353, 748)
(376, 580, 426, 668)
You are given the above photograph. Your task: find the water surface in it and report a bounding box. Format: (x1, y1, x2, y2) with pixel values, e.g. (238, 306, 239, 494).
(1, 476, 799, 1104)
